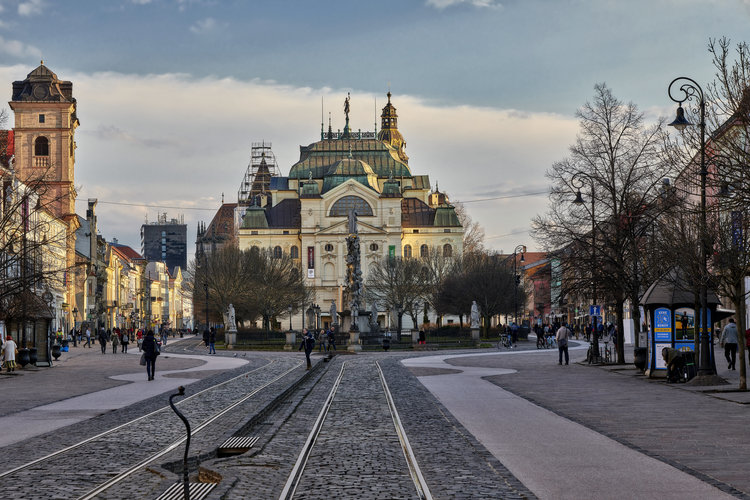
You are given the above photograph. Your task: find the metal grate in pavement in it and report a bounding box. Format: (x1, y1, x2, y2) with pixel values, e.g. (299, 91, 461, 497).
(218, 435, 259, 452)
(155, 482, 216, 500)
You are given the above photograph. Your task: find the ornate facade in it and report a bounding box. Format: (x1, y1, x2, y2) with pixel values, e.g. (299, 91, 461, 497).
(235, 93, 464, 329)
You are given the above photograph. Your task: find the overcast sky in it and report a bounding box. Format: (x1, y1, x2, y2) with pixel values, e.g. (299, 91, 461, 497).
(1, 0, 749, 260)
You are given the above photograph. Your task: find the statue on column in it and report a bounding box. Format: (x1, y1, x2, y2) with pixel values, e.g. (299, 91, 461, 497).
(226, 303, 237, 332)
(348, 208, 358, 235)
(330, 300, 338, 325)
(470, 301, 480, 329)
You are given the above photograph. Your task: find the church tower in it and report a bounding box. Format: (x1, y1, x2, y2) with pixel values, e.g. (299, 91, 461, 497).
(9, 62, 80, 316)
(377, 92, 408, 163)
(9, 61, 79, 222)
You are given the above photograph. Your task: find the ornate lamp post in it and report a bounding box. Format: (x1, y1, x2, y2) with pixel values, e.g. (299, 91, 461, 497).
(572, 171, 601, 362)
(667, 76, 714, 377)
(288, 304, 293, 332)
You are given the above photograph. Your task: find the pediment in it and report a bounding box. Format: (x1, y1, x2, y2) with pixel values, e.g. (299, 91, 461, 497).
(322, 178, 380, 202)
(317, 219, 386, 235)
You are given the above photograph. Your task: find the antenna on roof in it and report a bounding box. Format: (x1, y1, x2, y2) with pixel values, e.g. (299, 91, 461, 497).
(321, 96, 324, 140)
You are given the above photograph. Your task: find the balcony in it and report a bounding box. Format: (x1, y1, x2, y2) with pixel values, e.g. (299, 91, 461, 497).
(34, 156, 49, 168)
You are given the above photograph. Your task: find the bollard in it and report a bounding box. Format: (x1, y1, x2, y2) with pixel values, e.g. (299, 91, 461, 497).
(169, 386, 191, 500)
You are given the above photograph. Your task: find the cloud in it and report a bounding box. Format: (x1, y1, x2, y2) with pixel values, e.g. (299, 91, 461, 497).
(0, 35, 41, 58)
(131, 0, 153, 4)
(425, 0, 502, 9)
(189, 17, 219, 34)
(18, 0, 44, 16)
(0, 64, 577, 256)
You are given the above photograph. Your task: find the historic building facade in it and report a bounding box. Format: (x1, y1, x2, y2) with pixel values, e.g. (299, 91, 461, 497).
(235, 93, 464, 329)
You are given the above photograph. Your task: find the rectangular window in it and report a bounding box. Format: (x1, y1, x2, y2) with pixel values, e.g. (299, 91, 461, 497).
(39, 114, 45, 123)
(413, 229, 419, 233)
(444, 229, 451, 233)
(283, 230, 289, 235)
(251, 230, 258, 235)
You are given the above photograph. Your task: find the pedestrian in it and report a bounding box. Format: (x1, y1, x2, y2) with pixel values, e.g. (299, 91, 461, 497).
(137, 329, 143, 351)
(418, 330, 426, 345)
(84, 327, 91, 348)
(110, 329, 119, 354)
(3, 335, 17, 373)
(318, 329, 327, 352)
(208, 327, 216, 354)
(298, 328, 315, 369)
(121, 330, 130, 353)
(720, 318, 739, 370)
(511, 322, 519, 344)
(203, 328, 210, 350)
(141, 330, 159, 381)
(327, 329, 337, 351)
(556, 323, 571, 365)
(98, 328, 108, 354)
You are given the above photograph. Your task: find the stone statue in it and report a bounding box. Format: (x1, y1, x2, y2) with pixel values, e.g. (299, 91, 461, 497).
(470, 301, 480, 329)
(348, 208, 358, 235)
(344, 92, 350, 118)
(226, 303, 237, 331)
(330, 300, 338, 325)
(370, 300, 378, 328)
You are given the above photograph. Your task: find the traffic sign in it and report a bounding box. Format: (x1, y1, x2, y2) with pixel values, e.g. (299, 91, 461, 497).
(589, 305, 601, 317)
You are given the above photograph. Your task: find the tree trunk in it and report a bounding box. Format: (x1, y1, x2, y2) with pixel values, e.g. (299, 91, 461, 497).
(735, 280, 747, 391)
(616, 300, 625, 364)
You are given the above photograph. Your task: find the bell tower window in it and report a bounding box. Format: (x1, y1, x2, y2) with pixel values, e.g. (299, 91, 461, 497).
(34, 136, 49, 167)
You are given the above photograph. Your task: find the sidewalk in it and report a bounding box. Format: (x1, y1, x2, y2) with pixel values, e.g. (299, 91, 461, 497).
(0, 336, 249, 448)
(416, 341, 750, 498)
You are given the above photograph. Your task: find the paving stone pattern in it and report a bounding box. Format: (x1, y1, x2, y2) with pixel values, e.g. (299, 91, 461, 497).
(453, 352, 750, 499)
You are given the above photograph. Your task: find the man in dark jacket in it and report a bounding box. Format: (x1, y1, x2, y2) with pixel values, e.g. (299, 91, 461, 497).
(98, 327, 108, 354)
(142, 330, 160, 381)
(298, 328, 315, 370)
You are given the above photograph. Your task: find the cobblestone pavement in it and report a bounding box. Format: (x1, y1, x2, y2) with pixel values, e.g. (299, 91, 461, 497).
(442, 342, 750, 499)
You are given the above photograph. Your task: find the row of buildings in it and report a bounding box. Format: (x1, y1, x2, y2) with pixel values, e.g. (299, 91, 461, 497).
(0, 63, 191, 360)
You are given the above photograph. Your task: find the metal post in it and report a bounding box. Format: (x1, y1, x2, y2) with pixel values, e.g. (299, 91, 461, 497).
(169, 386, 190, 499)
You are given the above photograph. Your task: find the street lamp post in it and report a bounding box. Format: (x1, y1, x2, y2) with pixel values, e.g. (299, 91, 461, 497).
(512, 245, 527, 326)
(668, 76, 714, 377)
(288, 304, 293, 332)
(572, 172, 601, 362)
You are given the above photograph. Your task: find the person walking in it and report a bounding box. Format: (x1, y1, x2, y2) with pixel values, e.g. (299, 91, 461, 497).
(142, 330, 159, 381)
(121, 330, 130, 353)
(203, 328, 210, 351)
(720, 318, 739, 370)
(208, 327, 216, 354)
(98, 327, 108, 354)
(84, 327, 91, 348)
(3, 335, 17, 373)
(318, 329, 327, 353)
(556, 323, 571, 365)
(137, 329, 144, 351)
(327, 328, 336, 351)
(110, 329, 119, 354)
(298, 328, 315, 370)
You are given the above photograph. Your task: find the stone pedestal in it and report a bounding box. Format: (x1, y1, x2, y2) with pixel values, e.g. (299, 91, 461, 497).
(471, 328, 480, 342)
(284, 331, 296, 351)
(412, 330, 420, 344)
(347, 330, 362, 352)
(225, 331, 237, 350)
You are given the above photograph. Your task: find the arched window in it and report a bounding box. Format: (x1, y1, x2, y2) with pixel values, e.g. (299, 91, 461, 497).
(273, 246, 282, 259)
(403, 244, 412, 258)
(290, 246, 299, 259)
(329, 195, 374, 217)
(420, 244, 429, 258)
(34, 136, 49, 156)
(443, 243, 453, 257)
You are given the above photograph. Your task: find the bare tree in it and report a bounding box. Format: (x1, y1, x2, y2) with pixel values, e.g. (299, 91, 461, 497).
(453, 201, 485, 255)
(366, 256, 429, 338)
(533, 83, 675, 363)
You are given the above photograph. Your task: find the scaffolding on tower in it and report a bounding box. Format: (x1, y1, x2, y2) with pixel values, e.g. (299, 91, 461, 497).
(237, 141, 280, 206)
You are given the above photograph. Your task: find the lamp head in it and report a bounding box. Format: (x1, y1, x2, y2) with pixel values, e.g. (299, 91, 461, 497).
(668, 104, 691, 131)
(573, 189, 585, 205)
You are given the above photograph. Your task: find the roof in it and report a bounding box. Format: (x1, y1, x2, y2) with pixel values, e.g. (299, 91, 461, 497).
(640, 269, 721, 307)
(205, 203, 237, 238)
(289, 138, 411, 179)
(111, 243, 144, 261)
(266, 198, 301, 229)
(433, 206, 461, 227)
(12, 62, 75, 103)
(240, 205, 269, 229)
(321, 157, 379, 193)
(401, 198, 435, 227)
(270, 177, 290, 190)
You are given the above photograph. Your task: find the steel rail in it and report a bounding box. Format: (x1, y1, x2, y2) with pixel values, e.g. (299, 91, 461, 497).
(376, 360, 433, 500)
(0, 357, 287, 480)
(278, 362, 346, 500)
(78, 361, 302, 500)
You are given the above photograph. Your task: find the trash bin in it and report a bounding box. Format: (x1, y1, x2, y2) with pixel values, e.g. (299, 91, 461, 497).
(683, 351, 697, 381)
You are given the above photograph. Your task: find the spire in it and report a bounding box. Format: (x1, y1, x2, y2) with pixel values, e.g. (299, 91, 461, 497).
(377, 91, 408, 162)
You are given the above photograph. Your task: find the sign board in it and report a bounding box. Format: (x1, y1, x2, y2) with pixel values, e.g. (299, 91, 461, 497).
(307, 268, 315, 278)
(389, 245, 396, 259)
(654, 343, 671, 369)
(307, 246, 315, 269)
(653, 307, 672, 341)
(589, 305, 601, 317)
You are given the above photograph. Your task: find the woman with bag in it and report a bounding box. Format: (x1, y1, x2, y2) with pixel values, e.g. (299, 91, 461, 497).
(141, 330, 159, 381)
(121, 330, 130, 353)
(3, 335, 17, 372)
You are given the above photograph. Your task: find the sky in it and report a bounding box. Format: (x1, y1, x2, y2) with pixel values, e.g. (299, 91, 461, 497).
(1, 0, 749, 261)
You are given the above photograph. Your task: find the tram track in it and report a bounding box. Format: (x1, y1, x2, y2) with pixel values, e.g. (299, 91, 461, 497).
(278, 359, 433, 500)
(0, 356, 303, 500)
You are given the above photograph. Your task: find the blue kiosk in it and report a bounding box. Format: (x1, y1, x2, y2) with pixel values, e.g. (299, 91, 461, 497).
(640, 271, 725, 378)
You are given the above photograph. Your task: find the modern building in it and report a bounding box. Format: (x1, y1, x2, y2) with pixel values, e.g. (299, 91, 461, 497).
(141, 213, 187, 276)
